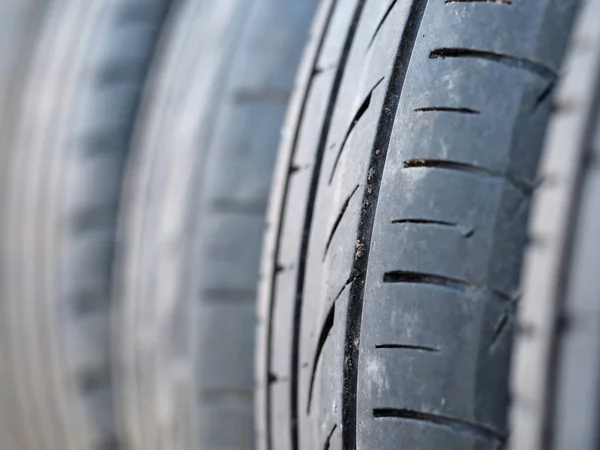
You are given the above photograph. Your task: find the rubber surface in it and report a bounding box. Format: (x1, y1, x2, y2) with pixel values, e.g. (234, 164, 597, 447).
(256, 0, 581, 449)
(112, 0, 316, 449)
(0, 3, 48, 448)
(0, 1, 171, 449)
(509, 0, 600, 448)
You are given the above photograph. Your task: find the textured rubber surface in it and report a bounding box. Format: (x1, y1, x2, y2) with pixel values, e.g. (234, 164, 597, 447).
(0, 1, 171, 449)
(256, 0, 581, 449)
(112, 0, 316, 449)
(509, 0, 600, 448)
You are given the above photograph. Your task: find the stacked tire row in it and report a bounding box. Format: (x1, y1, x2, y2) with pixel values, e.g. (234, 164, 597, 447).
(0, 0, 599, 450)
(0, 0, 316, 449)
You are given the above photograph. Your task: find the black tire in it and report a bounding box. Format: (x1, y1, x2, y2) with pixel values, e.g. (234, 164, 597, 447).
(509, 0, 600, 449)
(112, 0, 316, 449)
(256, 1, 583, 450)
(0, 1, 171, 449)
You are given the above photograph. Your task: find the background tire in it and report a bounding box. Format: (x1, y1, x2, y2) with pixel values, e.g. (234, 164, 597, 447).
(0, 1, 171, 449)
(0, 2, 48, 448)
(510, 0, 600, 448)
(112, 0, 317, 449)
(256, 0, 583, 449)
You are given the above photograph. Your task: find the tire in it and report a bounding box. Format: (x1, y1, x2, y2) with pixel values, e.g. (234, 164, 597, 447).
(509, 0, 600, 449)
(0, 3, 48, 448)
(256, 1, 583, 450)
(0, 1, 171, 449)
(112, 0, 316, 449)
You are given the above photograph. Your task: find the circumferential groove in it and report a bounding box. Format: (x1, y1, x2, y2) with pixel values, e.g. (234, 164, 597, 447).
(329, 77, 385, 184)
(373, 408, 505, 443)
(286, 2, 368, 450)
(429, 47, 557, 80)
(285, 2, 368, 450)
(342, 1, 429, 449)
(307, 302, 336, 413)
(414, 106, 480, 114)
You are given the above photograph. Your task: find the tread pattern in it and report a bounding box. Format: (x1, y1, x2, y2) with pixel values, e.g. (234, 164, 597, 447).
(113, 0, 317, 449)
(258, 0, 581, 449)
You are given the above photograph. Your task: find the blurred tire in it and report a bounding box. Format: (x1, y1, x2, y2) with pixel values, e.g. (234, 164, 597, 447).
(509, 0, 600, 449)
(0, 1, 171, 449)
(112, 0, 316, 449)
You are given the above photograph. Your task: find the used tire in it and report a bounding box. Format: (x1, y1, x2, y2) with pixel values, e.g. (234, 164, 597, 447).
(256, 0, 583, 449)
(112, 0, 316, 449)
(0, 1, 171, 449)
(510, 0, 600, 448)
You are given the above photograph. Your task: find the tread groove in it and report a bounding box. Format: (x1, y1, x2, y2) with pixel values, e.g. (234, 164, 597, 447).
(445, 0, 511, 4)
(490, 297, 519, 350)
(342, 1, 429, 449)
(391, 218, 474, 237)
(414, 106, 480, 114)
(264, 2, 340, 449)
(429, 47, 557, 80)
(533, 81, 556, 111)
(373, 408, 505, 443)
(333, 271, 360, 303)
(329, 77, 385, 184)
(375, 343, 440, 352)
(383, 270, 513, 301)
(403, 158, 534, 196)
(324, 184, 360, 259)
(489, 313, 510, 351)
(323, 424, 337, 450)
(307, 302, 336, 413)
(367, 0, 399, 50)
(285, 2, 368, 449)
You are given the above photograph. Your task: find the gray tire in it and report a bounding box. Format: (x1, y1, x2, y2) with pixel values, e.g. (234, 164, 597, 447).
(256, 0, 583, 449)
(0, 1, 171, 448)
(112, 0, 316, 449)
(510, 0, 600, 448)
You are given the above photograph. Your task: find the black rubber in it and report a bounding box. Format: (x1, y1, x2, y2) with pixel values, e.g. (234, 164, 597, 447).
(112, 0, 316, 449)
(509, 0, 600, 449)
(0, 1, 171, 449)
(256, 1, 582, 449)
